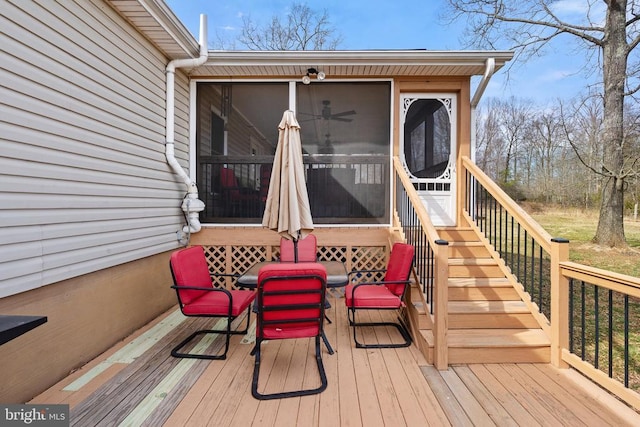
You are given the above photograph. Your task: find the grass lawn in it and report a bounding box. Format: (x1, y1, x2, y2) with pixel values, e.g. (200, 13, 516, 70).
(524, 205, 640, 278)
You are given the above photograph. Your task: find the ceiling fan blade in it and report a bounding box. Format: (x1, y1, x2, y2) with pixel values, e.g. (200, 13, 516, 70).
(332, 117, 353, 122)
(330, 110, 357, 118)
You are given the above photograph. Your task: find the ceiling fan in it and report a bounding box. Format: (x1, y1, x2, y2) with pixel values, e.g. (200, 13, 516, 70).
(300, 100, 356, 122)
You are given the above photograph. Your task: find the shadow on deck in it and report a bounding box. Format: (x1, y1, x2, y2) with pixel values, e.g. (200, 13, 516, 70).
(32, 293, 639, 426)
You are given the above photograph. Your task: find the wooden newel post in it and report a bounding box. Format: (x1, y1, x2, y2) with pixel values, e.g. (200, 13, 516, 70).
(434, 239, 449, 370)
(550, 237, 570, 368)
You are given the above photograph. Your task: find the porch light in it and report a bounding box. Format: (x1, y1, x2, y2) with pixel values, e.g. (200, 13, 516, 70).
(302, 68, 325, 84)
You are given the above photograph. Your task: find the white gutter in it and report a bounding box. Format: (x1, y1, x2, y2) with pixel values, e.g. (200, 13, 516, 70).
(470, 57, 495, 163)
(166, 14, 208, 235)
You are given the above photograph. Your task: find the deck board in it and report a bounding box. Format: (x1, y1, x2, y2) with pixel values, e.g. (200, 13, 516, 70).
(30, 294, 640, 426)
(452, 365, 519, 426)
(335, 302, 364, 426)
(517, 364, 610, 426)
(467, 364, 542, 425)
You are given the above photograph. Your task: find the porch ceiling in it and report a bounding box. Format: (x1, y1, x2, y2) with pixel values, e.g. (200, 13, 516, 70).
(191, 50, 514, 78)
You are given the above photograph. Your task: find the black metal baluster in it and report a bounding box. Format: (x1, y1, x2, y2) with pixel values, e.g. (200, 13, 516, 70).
(517, 224, 522, 282)
(523, 230, 528, 292)
(510, 216, 514, 272)
(581, 281, 586, 360)
(608, 289, 613, 378)
(624, 295, 629, 387)
(594, 285, 599, 369)
(529, 238, 535, 297)
(569, 279, 575, 352)
(498, 204, 503, 257)
(538, 244, 543, 314)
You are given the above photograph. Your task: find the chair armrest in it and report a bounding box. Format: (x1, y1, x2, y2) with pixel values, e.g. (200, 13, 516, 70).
(350, 279, 411, 299)
(210, 273, 240, 278)
(348, 269, 387, 282)
(350, 279, 410, 288)
(171, 285, 234, 298)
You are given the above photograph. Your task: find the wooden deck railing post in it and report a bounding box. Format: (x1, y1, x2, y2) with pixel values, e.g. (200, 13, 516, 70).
(550, 237, 570, 368)
(433, 239, 449, 370)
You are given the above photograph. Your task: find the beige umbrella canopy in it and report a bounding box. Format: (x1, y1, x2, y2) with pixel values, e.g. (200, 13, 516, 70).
(262, 110, 314, 258)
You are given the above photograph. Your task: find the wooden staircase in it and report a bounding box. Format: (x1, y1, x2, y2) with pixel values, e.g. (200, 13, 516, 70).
(410, 227, 551, 365)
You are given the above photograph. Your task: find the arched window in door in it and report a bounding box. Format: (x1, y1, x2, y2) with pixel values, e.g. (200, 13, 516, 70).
(403, 99, 451, 179)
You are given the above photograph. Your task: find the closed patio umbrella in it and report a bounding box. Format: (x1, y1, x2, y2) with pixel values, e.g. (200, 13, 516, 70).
(262, 110, 314, 261)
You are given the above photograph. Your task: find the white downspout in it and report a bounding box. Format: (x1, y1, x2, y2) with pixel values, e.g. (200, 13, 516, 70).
(470, 57, 495, 163)
(166, 14, 208, 236)
(468, 58, 495, 222)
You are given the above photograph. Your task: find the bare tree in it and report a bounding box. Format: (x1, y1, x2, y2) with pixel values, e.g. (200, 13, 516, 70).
(498, 97, 533, 187)
(530, 110, 566, 203)
(558, 95, 605, 209)
(238, 3, 342, 50)
(476, 100, 503, 174)
(446, 0, 640, 247)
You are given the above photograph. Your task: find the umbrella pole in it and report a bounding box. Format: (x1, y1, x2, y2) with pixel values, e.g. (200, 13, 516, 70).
(294, 231, 301, 263)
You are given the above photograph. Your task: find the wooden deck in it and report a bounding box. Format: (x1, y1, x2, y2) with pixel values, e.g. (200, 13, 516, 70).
(32, 293, 639, 426)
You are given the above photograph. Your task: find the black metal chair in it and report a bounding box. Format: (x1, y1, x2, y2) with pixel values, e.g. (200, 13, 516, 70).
(170, 246, 256, 360)
(252, 262, 328, 400)
(345, 242, 414, 348)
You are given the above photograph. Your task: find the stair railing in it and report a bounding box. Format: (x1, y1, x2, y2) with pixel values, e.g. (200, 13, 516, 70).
(462, 156, 640, 410)
(562, 262, 640, 410)
(461, 156, 564, 332)
(393, 157, 449, 369)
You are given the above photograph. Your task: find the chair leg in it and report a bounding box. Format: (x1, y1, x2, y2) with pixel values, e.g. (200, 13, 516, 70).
(252, 335, 328, 400)
(171, 307, 252, 360)
(321, 332, 334, 355)
(347, 307, 412, 349)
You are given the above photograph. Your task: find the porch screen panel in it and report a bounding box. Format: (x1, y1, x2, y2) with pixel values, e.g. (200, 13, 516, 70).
(196, 83, 288, 222)
(196, 81, 390, 224)
(296, 82, 391, 224)
(404, 99, 451, 178)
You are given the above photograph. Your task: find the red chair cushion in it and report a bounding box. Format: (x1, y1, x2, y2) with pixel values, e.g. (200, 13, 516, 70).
(182, 289, 255, 316)
(383, 243, 414, 296)
(345, 283, 402, 308)
(170, 246, 214, 304)
(280, 234, 317, 262)
(257, 263, 326, 340)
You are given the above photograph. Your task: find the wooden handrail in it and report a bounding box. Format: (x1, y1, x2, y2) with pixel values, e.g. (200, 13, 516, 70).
(560, 261, 640, 297)
(393, 157, 442, 246)
(393, 157, 449, 369)
(462, 156, 553, 252)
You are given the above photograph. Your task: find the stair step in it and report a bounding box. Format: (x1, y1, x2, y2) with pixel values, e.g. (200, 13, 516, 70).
(448, 258, 504, 278)
(419, 329, 551, 364)
(448, 241, 484, 247)
(411, 301, 431, 329)
(448, 301, 540, 328)
(449, 300, 529, 314)
(448, 278, 520, 301)
(448, 258, 499, 267)
(449, 242, 491, 258)
(423, 328, 550, 347)
(448, 277, 511, 287)
(437, 227, 477, 242)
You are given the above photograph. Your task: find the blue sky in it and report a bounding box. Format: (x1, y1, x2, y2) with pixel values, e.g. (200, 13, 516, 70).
(165, 0, 598, 105)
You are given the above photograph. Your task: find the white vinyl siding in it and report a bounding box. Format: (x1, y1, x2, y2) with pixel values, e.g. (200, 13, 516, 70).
(0, 0, 190, 297)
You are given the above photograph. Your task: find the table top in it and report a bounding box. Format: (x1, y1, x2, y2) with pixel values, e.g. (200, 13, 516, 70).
(0, 314, 47, 346)
(236, 260, 348, 289)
